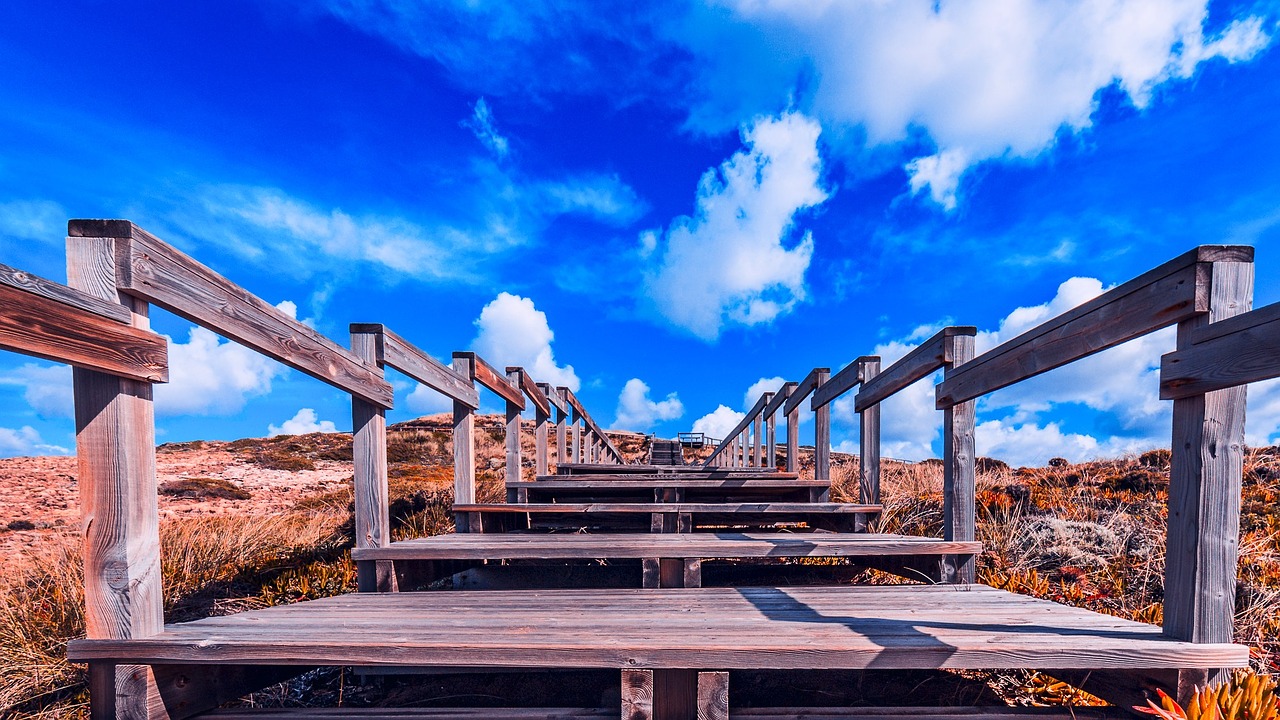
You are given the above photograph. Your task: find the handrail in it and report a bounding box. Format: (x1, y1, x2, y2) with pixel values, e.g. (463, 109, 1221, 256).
(783, 367, 829, 415)
(561, 387, 626, 464)
(702, 392, 770, 467)
(72, 219, 393, 408)
(856, 328, 974, 412)
(453, 351, 523, 409)
(1160, 300, 1280, 398)
(538, 381, 569, 414)
(935, 246, 1252, 409)
(812, 356, 879, 410)
(506, 367, 551, 416)
(0, 263, 168, 382)
(349, 324, 478, 408)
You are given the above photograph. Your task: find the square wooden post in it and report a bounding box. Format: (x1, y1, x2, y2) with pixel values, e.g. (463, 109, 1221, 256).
(942, 334, 976, 583)
(534, 406, 550, 476)
(621, 669, 728, 720)
(1165, 258, 1253, 688)
(68, 234, 165, 720)
(858, 359, 882, 531)
(765, 410, 776, 468)
(814, 369, 831, 483)
(571, 408, 582, 463)
(505, 370, 524, 496)
(451, 354, 476, 505)
(350, 329, 394, 592)
(786, 404, 799, 472)
(752, 404, 765, 467)
(554, 391, 568, 471)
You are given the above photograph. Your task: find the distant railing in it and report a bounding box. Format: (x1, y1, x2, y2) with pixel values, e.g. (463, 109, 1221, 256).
(677, 432, 719, 448)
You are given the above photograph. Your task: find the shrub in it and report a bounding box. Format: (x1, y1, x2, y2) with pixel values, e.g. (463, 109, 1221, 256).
(159, 477, 251, 501)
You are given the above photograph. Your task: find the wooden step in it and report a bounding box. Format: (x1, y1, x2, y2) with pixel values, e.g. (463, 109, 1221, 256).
(199, 708, 1123, 720)
(453, 503, 880, 533)
(556, 463, 777, 475)
(538, 473, 801, 481)
(512, 478, 828, 504)
(68, 585, 1247, 671)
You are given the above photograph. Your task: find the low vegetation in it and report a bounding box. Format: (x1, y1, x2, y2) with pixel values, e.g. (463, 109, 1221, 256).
(2, 417, 1277, 717)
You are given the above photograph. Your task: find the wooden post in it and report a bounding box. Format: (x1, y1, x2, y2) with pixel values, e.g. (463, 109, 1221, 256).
(505, 370, 523, 489)
(942, 335, 976, 584)
(534, 405, 549, 476)
(621, 669, 726, 720)
(859, 358, 882, 532)
(786, 404, 799, 473)
(350, 329, 394, 592)
(765, 407, 777, 469)
(752, 405, 764, 467)
(69, 235, 165, 720)
(814, 369, 830, 483)
(1165, 258, 1253, 688)
(571, 408, 582, 463)
(555, 391, 568, 471)
(452, 354, 476, 505)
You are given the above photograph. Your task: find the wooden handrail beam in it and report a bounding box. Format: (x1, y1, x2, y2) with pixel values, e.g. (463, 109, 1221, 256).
(561, 387, 625, 463)
(702, 392, 770, 467)
(857, 327, 976, 411)
(453, 351, 524, 409)
(936, 246, 1253, 409)
(814, 355, 882, 410)
(71, 220, 394, 408)
(350, 324, 479, 409)
(506, 367, 552, 416)
(783, 367, 830, 415)
(0, 267, 168, 383)
(1160, 301, 1280, 399)
(538, 382, 569, 415)
(762, 381, 796, 417)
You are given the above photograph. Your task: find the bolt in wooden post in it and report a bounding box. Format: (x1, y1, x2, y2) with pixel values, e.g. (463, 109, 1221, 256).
(68, 234, 165, 720)
(350, 329, 394, 592)
(451, 354, 476, 505)
(1165, 258, 1253, 688)
(814, 369, 831, 483)
(941, 334, 976, 583)
(859, 358, 882, 532)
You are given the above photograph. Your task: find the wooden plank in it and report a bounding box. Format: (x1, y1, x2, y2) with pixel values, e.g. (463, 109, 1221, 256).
(702, 393, 770, 467)
(814, 369, 830, 483)
(813, 355, 879, 410)
(858, 328, 975, 412)
(941, 333, 976, 584)
(538, 382, 569, 414)
(0, 280, 169, 382)
(0, 260, 131, 323)
(454, 352, 524, 409)
(567, 393, 625, 464)
(783, 367, 830, 415)
(1164, 258, 1252, 687)
(68, 585, 1250, 670)
(786, 402, 799, 473)
(753, 399, 767, 466)
(351, 331, 394, 593)
(520, 478, 826, 489)
(506, 370, 524, 489)
(859, 358, 882, 526)
(351, 324, 478, 409)
(67, 236, 165, 720)
(507, 367, 552, 416)
(453, 502, 881, 514)
(200, 709, 1120, 720)
(452, 355, 477, 505)
(73, 220, 394, 408)
(1160, 301, 1280, 399)
(205, 710, 614, 719)
(935, 249, 1253, 408)
(762, 382, 796, 418)
(765, 411, 777, 469)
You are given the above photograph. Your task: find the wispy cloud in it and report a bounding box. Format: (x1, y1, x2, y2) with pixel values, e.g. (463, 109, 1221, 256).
(463, 97, 510, 159)
(0, 198, 66, 245)
(0, 425, 69, 457)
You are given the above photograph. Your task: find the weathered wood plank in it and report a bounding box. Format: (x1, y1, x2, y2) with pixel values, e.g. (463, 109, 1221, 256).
(697, 671, 729, 720)
(1164, 258, 1252, 687)
(1159, 300, 1280, 399)
(942, 333, 976, 584)
(753, 398, 767, 467)
(452, 354, 477, 505)
(538, 381, 569, 414)
(562, 388, 625, 464)
(454, 352, 524, 409)
(784, 367, 830, 415)
(0, 280, 169, 382)
(67, 236, 165, 720)
(622, 669, 655, 720)
(507, 367, 552, 416)
(74, 220, 394, 408)
(0, 260, 131, 323)
(786, 402, 799, 473)
(351, 324, 478, 408)
(814, 369, 830, 483)
(506, 370, 524, 489)
(813, 355, 880, 410)
(351, 331, 394, 593)
(935, 250, 1252, 408)
(860, 357, 882, 518)
(762, 382, 796, 418)
(858, 328, 975, 412)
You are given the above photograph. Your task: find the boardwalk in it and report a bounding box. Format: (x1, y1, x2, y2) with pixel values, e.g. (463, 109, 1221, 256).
(0, 221, 1270, 718)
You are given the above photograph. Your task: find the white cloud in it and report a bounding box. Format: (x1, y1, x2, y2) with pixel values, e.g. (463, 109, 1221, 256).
(156, 326, 286, 416)
(463, 97, 510, 159)
(1243, 378, 1280, 448)
(743, 376, 786, 410)
(643, 111, 827, 339)
(0, 425, 69, 457)
(975, 417, 1151, 467)
(688, 0, 1272, 209)
(472, 292, 580, 391)
(0, 199, 66, 244)
(406, 383, 455, 415)
(0, 363, 73, 418)
(692, 404, 746, 440)
(614, 378, 684, 430)
(268, 408, 338, 437)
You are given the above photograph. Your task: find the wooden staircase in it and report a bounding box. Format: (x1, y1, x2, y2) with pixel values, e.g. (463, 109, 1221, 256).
(649, 438, 685, 466)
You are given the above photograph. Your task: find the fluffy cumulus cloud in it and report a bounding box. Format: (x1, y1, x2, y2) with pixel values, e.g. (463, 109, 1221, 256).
(268, 408, 338, 437)
(157, 325, 288, 415)
(643, 111, 827, 339)
(472, 292, 580, 391)
(743, 376, 787, 410)
(614, 378, 684, 430)
(691, 404, 746, 440)
(0, 425, 69, 457)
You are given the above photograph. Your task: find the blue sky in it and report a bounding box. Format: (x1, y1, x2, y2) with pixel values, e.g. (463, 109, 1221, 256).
(2, 0, 1280, 465)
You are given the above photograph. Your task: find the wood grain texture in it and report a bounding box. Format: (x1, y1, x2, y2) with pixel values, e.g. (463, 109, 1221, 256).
(1159, 300, 1280, 399)
(68, 585, 1249, 670)
(454, 352, 524, 408)
(766, 411, 777, 469)
(622, 669, 655, 720)
(814, 369, 830, 483)
(942, 334, 976, 584)
(0, 260, 131, 322)
(68, 236, 165, 720)
(934, 253, 1243, 408)
(551, 387, 568, 470)
(506, 370, 524, 488)
(814, 355, 880, 410)
(753, 402, 766, 467)
(506, 367, 552, 416)
(0, 280, 169, 382)
(81, 221, 393, 407)
(539, 382, 569, 414)
(351, 324, 478, 408)
(786, 405, 799, 473)
(697, 672, 729, 720)
(858, 328, 975, 412)
(860, 358, 883, 517)
(1164, 260, 1252, 678)
(351, 331, 394, 593)
(452, 355, 477, 505)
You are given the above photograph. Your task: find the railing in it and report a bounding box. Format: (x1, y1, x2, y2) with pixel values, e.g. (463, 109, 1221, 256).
(677, 432, 720, 448)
